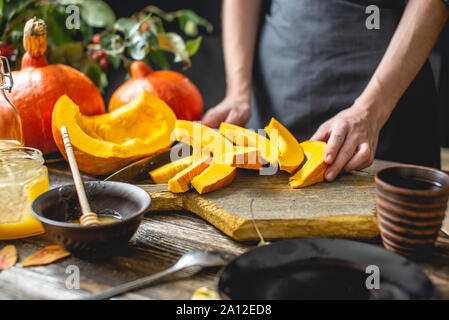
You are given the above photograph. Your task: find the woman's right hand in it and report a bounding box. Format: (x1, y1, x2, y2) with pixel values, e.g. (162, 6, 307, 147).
(201, 95, 251, 128)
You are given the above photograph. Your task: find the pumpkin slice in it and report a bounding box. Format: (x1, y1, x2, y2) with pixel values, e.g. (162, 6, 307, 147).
(149, 156, 193, 184)
(289, 141, 327, 188)
(219, 123, 278, 166)
(52, 91, 176, 175)
(265, 118, 304, 173)
(174, 120, 234, 165)
(191, 163, 236, 194)
(231, 146, 263, 170)
(168, 154, 212, 193)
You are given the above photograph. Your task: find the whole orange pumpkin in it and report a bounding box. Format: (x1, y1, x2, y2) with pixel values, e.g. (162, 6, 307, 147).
(109, 61, 203, 121)
(0, 17, 105, 154)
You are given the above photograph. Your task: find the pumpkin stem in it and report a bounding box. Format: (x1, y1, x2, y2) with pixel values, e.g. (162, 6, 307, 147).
(130, 61, 152, 78)
(23, 17, 47, 57)
(21, 17, 48, 69)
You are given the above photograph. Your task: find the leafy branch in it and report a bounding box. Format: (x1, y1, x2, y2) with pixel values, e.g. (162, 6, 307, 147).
(0, 0, 212, 92)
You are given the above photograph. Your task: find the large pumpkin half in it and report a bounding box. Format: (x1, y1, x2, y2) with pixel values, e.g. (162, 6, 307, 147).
(109, 61, 203, 121)
(52, 91, 176, 175)
(0, 17, 105, 154)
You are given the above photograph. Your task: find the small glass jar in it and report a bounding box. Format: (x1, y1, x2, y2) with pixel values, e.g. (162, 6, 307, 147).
(0, 147, 48, 239)
(0, 55, 23, 148)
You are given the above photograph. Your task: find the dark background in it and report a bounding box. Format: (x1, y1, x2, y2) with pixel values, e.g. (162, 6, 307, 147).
(105, 0, 449, 147)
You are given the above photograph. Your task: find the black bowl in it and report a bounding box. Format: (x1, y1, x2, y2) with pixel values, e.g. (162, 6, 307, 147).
(31, 181, 151, 257)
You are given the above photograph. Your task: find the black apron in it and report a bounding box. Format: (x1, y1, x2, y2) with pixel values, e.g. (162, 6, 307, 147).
(250, 0, 440, 168)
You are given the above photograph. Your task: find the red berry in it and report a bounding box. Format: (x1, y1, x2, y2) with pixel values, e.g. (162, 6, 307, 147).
(97, 50, 106, 59)
(140, 23, 149, 33)
(92, 33, 101, 44)
(99, 58, 108, 69)
(91, 52, 99, 61)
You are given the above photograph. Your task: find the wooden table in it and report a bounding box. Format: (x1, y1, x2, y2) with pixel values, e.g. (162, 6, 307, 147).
(1, 160, 449, 300)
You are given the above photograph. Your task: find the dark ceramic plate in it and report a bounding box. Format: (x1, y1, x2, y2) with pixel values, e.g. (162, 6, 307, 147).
(218, 238, 435, 300)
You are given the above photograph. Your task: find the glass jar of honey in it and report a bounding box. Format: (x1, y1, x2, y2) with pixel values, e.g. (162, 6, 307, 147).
(0, 147, 48, 239)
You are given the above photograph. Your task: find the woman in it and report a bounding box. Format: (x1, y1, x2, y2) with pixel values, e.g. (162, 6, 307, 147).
(202, 0, 449, 181)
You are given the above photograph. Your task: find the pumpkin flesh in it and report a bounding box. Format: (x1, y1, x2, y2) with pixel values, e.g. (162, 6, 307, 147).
(191, 163, 236, 194)
(150, 156, 193, 184)
(52, 91, 176, 175)
(168, 155, 212, 193)
(174, 120, 235, 165)
(231, 146, 263, 170)
(289, 141, 327, 188)
(219, 122, 278, 166)
(265, 118, 304, 173)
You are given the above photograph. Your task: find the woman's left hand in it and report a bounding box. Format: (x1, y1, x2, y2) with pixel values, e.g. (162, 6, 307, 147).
(311, 101, 386, 181)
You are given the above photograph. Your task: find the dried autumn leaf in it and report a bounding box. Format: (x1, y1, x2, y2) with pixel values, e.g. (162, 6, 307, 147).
(22, 245, 70, 267)
(0, 245, 17, 271)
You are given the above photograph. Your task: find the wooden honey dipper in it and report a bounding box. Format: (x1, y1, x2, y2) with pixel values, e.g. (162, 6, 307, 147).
(60, 126, 100, 226)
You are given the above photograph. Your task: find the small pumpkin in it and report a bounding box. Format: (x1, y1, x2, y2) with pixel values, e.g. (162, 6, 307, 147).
(109, 61, 203, 121)
(265, 118, 304, 173)
(52, 91, 176, 175)
(289, 141, 327, 188)
(0, 17, 105, 154)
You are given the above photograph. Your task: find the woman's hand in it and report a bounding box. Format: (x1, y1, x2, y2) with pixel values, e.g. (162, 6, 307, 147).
(201, 95, 251, 128)
(311, 100, 388, 181)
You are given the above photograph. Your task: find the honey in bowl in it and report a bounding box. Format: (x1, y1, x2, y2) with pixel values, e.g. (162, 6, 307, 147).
(68, 210, 122, 225)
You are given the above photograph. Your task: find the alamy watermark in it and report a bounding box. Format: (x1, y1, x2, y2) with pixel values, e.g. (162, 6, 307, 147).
(366, 5, 380, 30)
(365, 265, 380, 290)
(65, 264, 80, 290)
(65, 5, 80, 30)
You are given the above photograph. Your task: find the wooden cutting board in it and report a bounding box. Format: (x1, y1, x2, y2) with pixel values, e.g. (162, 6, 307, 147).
(139, 169, 379, 241)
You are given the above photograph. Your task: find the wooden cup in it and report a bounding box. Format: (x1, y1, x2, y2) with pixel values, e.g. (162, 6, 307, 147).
(375, 165, 449, 258)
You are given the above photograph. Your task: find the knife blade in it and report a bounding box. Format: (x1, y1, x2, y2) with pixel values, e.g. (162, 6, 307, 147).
(104, 142, 191, 184)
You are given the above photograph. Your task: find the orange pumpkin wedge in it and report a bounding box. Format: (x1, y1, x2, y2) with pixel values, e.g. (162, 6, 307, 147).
(191, 163, 236, 194)
(265, 118, 304, 173)
(289, 141, 327, 188)
(174, 120, 234, 165)
(231, 146, 264, 170)
(149, 156, 193, 184)
(52, 91, 176, 175)
(168, 154, 212, 193)
(219, 123, 278, 166)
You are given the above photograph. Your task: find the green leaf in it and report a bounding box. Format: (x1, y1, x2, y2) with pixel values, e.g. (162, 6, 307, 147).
(128, 32, 154, 60)
(186, 36, 202, 56)
(145, 5, 174, 22)
(44, 4, 73, 46)
(115, 18, 138, 37)
(99, 33, 125, 55)
(107, 54, 121, 69)
(3, 0, 34, 21)
(184, 20, 198, 37)
(157, 32, 191, 69)
(178, 9, 213, 33)
(48, 42, 84, 65)
(149, 49, 170, 70)
(79, 0, 115, 28)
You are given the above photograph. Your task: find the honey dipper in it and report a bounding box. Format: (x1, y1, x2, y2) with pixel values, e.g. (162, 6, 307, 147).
(60, 126, 100, 226)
